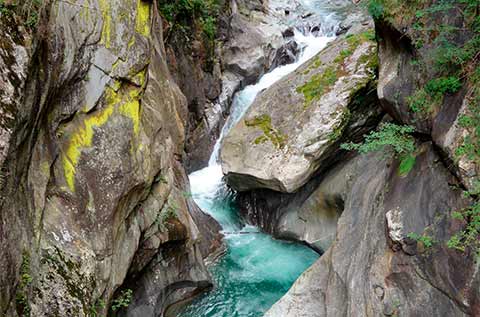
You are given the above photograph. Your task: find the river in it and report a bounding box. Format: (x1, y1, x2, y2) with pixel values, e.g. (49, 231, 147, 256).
(179, 2, 340, 316)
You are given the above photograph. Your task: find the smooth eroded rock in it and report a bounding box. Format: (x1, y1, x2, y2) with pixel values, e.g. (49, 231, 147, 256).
(265, 144, 478, 316)
(221, 22, 378, 193)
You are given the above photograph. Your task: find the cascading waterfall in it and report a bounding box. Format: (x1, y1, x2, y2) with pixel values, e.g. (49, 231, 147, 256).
(179, 4, 339, 317)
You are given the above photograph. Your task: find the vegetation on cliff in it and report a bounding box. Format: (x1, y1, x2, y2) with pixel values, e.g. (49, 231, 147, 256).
(341, 123, 417, 175)
(158, 0, 221, 41)
(365, 0, 480, 259)
(0, 0, 42, 30)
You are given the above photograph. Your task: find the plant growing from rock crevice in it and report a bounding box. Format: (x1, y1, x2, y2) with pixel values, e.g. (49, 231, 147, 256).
(407, 232, 434, 248)
(341, 123, 417, 175)
(111, 289, 133, 312)
(0, 0, 43, 30)
(368, 0, 480, 261)
(447, 198, 480, 260)
(158, 0, 220, 41)
(15, 252, 32, 316)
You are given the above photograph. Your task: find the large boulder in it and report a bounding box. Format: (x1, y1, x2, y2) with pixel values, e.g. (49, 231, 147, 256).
(221, 21, 379, 193)
(265, 144, 479, 316)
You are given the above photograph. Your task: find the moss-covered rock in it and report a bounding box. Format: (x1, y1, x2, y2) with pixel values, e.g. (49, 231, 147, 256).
(221, 20, 382, 193)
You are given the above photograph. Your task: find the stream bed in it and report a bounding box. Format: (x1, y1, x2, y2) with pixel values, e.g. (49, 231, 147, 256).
(179, 3, 340, 316)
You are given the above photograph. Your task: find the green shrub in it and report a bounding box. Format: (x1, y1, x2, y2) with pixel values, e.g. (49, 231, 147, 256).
(407, 76, 462, 114)
(425, 76, 462, 95)
(341, 123, 417, 175)
(0, 0, 14, 16)
(0, 0, 42, 30)
(407, 88, 430, 113)
(111, 289, 133, 312)
(447, 200, 480, 258)
(341, 123, 415, 156)
(89, 299, 106, 317)
(367, 0, 384, 20)
(455, 67, 480, 164)
(407, 232, 434, 248)
(158, 0, 219, 40)
(200, 16, 216, 40)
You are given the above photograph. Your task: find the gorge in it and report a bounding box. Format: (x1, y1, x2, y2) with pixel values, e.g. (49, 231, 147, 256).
(1, 0, 479, 317)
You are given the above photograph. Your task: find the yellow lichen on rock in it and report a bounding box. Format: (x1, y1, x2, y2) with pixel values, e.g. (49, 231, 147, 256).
(135, 0, 151, 37)
(98, 0, 112, 48)
(62, 80, 144, 191)
(63, 101, 115, 191)
(132, 68, 147, 86)
(119, 88, 141, 135)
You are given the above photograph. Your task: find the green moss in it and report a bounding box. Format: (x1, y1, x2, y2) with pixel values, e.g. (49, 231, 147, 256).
(296, 66, 338, 104)
(328, 108, 351, 141)
(298, 29, 376, 106)
(254, 135, 269, 145)
(245, 114, 287, 149)
(398, 154, 416, 176)
(357, 51, 379, 73)
(334, 49, 353, 64)
(346, 30, 376, 50)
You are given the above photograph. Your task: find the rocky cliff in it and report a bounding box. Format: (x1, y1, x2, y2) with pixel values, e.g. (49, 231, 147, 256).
(0, 1, 223, 316)
(221, 0, 480, 315)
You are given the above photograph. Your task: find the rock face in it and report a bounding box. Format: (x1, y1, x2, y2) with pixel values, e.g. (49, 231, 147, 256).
(235, 153, 357, 253)
(265, 145, 479, 316)
(0, 18, 29, 170)
(274, 156, 353, 252)
(376, 4, 479, 192)
(0, 1, 221, 316)
(221, 19, 379, 193)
